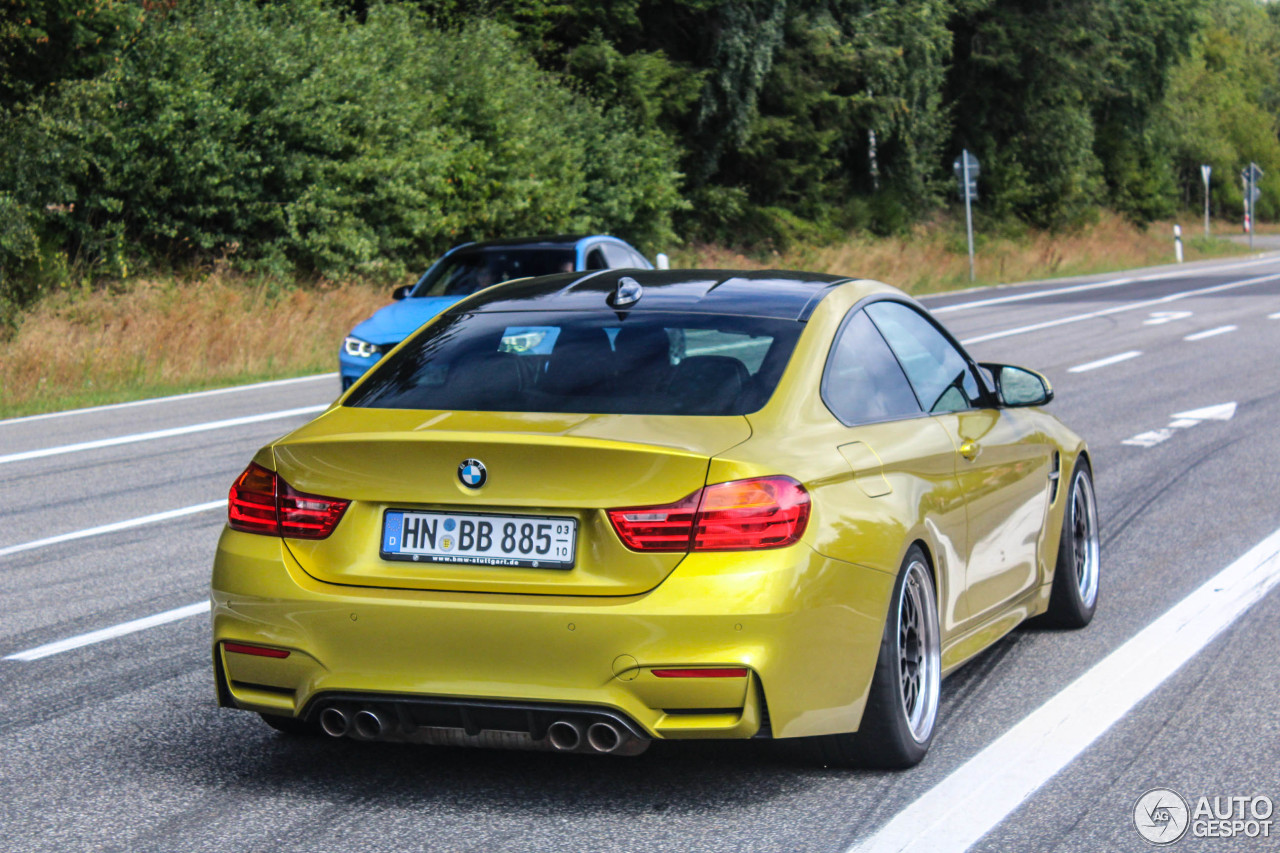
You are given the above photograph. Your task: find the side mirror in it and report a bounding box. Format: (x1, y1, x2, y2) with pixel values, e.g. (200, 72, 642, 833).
(655, 252, 670, 270)
(391, 284, 412, 301)
(981, 363, 1053, 407)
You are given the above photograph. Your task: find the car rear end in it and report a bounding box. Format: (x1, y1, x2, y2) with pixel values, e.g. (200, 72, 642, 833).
(212, 271, 894, 752)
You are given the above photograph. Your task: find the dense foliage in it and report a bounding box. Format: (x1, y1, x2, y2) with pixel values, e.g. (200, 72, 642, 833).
(4, 0, 1280, 323)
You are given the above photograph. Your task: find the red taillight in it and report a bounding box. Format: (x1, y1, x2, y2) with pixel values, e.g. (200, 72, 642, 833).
(606, 492, 700, 551)
(228, 462, 349, 540)
(607, 476, 809, 552)
(652, 668, 749, 678)
(223, 642, 290, 659)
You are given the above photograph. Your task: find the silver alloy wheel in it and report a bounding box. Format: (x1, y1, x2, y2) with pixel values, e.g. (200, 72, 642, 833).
(897, 559, 941, 743)
(1070, 471, 1100, 609)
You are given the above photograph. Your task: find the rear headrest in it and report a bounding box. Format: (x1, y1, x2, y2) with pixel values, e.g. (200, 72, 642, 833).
(666, 355, 749, 414)
(542, 328, 620, 395)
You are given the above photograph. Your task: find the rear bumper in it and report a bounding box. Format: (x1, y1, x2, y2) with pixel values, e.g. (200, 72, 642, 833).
(211, 528, 895, 740)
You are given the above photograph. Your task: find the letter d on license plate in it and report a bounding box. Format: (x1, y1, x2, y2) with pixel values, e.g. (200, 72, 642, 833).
(381, 510, 576, 569)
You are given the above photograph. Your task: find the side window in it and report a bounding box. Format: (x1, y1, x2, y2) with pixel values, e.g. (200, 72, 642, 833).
(601, 242, 635, 268)
(628, 247, 651, 268)
(864, 301, 981, 414)
(823, 309, 922, 425)
(584, 246, 609, 270)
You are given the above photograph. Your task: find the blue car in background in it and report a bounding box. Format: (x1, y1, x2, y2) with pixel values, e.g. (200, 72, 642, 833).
(340, 234, 663, 389)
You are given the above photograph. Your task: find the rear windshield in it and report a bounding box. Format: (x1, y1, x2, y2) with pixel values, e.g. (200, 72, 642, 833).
(345, 311, 803, 416)
(410, 248, 576, 298)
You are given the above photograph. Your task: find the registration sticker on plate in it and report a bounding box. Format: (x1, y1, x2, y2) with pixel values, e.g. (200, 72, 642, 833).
(381, 510, 576, 569)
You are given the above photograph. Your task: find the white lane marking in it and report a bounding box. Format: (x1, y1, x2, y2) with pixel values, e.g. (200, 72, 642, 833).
(932, 278, 1132, 314)
(0, 501, 225, 558)
(847, 525, 1280, 853)
(959, 273, 1280, 346)
(1183, 325, 1237, 341)
(928, 255, 1280, 313)
(1143, 311, 1192, 325)
(4, 601, 210, 662)
(0, 373, 336, 428)
(1123, 402, 1236, 447)
(1171, 402, 1237, 421)
(1123, 429, 1174, 448)
(1066, 351, 1142, 373)
(0, 404, 327, 466)
(1269, 312, 1280, 319)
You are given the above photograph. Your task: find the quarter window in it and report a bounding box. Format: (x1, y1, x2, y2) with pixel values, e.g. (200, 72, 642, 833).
(823, 310, 922, 424)
(865, 301, 982, 413)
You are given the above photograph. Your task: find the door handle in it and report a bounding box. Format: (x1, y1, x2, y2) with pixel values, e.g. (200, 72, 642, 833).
(959, 440, 980, 461)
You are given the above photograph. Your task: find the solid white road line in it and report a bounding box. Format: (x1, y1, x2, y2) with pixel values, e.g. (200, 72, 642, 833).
(933, 278, 1132, 313)
(1183, 325, 1238, 341)
(4, 601, 211, 662)
(1269, 311, 1280, 319)
(0, 501, 225, 558)
(959, 272, 1280, 346)
(0, 373, 337, 428)
(846, 525, 1280, 853)
(1066, 351, 1142, 373)
(0, 404, 327, 466)
(929, 255, 1279, 314)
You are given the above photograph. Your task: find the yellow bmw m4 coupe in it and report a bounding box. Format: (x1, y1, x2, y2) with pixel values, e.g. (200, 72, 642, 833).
(211, 269, 1098, 767)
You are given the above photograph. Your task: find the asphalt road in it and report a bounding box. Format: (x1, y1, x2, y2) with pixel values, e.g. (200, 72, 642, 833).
(2, 254, 1279, 852)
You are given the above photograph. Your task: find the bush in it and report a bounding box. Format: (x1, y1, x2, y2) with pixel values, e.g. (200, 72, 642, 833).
(0, 0, 682, 291)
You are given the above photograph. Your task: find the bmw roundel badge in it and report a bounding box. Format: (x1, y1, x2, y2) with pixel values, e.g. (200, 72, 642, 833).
(458, 459, 487, 488)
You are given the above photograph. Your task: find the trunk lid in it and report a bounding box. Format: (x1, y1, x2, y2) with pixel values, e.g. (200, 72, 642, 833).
(273, 406, 751, 595)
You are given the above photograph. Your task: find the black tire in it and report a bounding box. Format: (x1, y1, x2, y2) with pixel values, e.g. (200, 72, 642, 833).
(811, 544, 941, 769)
(259, 712, 319, 736)
(1042, 461, 1100, 629)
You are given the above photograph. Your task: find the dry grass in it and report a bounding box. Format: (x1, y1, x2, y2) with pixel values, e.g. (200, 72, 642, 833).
(0, 274, 388, 417)
(673, 212, 1248, 295)
(0, 212, 1252, 418)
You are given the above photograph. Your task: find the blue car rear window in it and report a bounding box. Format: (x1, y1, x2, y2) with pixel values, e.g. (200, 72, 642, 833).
(411, 249, 577, 298)
(344, 311, 802, 416)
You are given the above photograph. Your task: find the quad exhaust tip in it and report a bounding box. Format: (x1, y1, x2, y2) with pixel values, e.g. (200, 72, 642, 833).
(352, 709, 386, 740)
(314, 703, 649, 755)
(586, 721, 622, 754)
(547, 720, 584, 751)
(319, 707, 349, 738)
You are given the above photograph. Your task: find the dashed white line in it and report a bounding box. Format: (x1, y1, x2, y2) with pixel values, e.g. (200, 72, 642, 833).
(1066, 351, 1142, 373)
(0, 373, 336, 427)
(0, 404, 327, 466)
(1268, 311, 1280, 319)
(959, 273, 1280, 346)
(1183, 325, 1238, 341)
(4, 601, 211, 662)
(0, 501, 225, 558)
(847, 525, 1280, 853)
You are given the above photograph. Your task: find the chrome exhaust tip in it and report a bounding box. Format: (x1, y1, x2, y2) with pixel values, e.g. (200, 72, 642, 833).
(319, 707, 350, 738)
(586, 721, 622, 754)
(547, 720, 584, 751)
(352, 709, 386, 740)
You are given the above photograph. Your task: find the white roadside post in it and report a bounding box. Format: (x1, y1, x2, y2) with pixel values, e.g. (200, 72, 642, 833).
(1174, 224, 1184, 263)
(953, 150, 980, 282)
(1243, 163, 1263, 251)
(1201, 164, 1212, 238)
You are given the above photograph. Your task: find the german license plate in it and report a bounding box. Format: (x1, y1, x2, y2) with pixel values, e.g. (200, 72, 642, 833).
(381, 510, 576, 569)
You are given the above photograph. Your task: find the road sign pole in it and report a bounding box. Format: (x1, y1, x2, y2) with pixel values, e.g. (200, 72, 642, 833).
(1249, 170, 1254, 251)
(963, 153, 975, 282)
